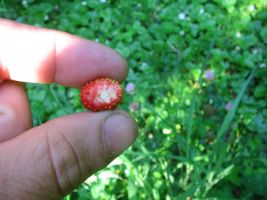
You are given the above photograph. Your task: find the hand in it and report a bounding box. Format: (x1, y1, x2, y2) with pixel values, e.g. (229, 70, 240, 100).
(0, 19, 137, 199)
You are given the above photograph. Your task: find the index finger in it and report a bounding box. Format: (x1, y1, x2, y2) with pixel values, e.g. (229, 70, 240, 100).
(0, 19, 128, 87)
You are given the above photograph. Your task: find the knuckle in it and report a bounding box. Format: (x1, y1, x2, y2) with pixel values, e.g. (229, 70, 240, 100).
(46, 131, 82, 195)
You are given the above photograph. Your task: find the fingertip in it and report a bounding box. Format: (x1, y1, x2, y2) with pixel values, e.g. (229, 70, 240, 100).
(103, 110, 138, 156)
(0, 110, 137, 198)
(110, 50, 129, 82)
(0, 19, 129, 87)
(54, 34, 129, 87)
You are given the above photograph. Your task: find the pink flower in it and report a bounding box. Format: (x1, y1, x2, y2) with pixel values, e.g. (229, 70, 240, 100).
(129, 102, 139, 112)
(204, 69, 215, 81)
(125, 82, 135, 94)
(225, 102, 233, 111)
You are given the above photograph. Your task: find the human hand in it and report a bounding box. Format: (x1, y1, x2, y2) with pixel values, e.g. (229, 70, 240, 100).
(0, 18, 137, 199)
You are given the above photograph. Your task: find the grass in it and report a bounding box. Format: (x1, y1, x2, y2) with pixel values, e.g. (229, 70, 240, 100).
(217, 68, 256, 139)
(1, 0, 267, 199)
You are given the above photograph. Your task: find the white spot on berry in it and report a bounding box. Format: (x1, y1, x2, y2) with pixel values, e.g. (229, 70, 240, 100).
(97, 87, 117, 103)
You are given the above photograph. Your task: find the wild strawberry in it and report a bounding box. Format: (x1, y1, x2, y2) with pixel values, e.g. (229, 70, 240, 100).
(80, 77, 123, 112)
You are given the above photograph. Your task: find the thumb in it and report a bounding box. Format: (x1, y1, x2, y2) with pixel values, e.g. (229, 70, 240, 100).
(0, 111, 137, 199)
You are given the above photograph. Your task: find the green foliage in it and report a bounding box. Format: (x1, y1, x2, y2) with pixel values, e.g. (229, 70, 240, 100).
(2, 0, 267, 199)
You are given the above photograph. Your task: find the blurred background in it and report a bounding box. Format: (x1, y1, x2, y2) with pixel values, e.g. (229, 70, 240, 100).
(1, 0, 267, 199)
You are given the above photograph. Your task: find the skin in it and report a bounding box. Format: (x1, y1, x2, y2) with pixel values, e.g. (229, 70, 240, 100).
(0, 18, 138, 199)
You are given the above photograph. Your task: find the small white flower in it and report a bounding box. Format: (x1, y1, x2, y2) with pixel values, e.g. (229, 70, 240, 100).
(81, 1, 87, 6)
(179, 13, 186, 20)
(124, 169, 129, 175)
(140, 62, 148, 71)
(148, 134, 153, 139)
(180, 30, 185, 36)
(252, 49, 258, 54)
(54, 5, 59, 10)
(44, 15, 49, 21)
(163, 128, 172, 135)
(200, 8, 205, 14)
(236, 32, 241, 38)
(259, 63, 266, 68)
(235, 46, 241, 51)
(22, 0, 27, 6)
(248, 5, 255, 12)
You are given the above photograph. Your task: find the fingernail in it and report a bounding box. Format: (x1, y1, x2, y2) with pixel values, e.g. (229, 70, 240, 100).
(104, 113, 137, 156)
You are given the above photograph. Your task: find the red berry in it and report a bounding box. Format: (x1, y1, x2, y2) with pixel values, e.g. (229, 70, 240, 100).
(80, 77, 123, 112)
